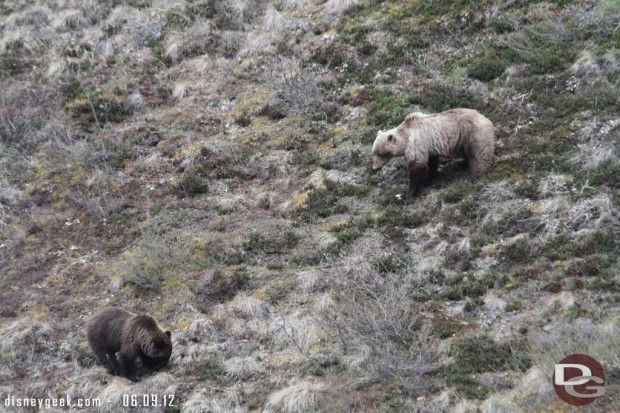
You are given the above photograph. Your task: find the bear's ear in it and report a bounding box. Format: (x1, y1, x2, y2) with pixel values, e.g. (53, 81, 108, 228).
(405, 113, 420, 125)
(387, 134, 394, 142)
(165, 331, 171, 338)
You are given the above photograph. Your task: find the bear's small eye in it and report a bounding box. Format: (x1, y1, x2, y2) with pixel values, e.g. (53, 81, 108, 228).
(387, 134, 394, 142)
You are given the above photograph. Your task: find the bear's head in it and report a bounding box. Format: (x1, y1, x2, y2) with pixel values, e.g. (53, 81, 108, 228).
(134, 315, 173, 361)
(148, 330, 172, 360)
(372, 127, 408, 170)
(372, 112, 428, 169)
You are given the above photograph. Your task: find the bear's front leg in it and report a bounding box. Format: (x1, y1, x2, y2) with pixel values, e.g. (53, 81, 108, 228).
(105, 352, 121, 376)
(117, 352, 139, 382)
(406, 161, 429, 202)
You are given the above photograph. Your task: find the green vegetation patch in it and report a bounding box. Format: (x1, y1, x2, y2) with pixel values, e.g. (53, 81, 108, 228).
(376, 208, 425, 228)
(243, 231, 299, 255)
(467, 55, 506, 81)
(64, 91, 132, 130)
(197, 353, 226, 380)
(175, 173, 209, 197)
(207, 267, 250, 301)
(294, 178, 370, 222)
(441, 273, 499, 300)
(441, 335, 531, 399)
(370, 254, 412, 274)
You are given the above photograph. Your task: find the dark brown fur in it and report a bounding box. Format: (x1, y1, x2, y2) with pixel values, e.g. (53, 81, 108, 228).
(86, 307, 172, 382)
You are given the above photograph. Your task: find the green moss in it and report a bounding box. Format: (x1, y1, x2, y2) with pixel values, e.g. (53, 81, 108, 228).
(175, 173, 209, 197)
(583, 254, 615, 277)
(208, 267, 250, 301)
(532, 46, 576, 75)
(543, 229, 616, 262)
(0, 54, 25, 76)
(243, 231, 299, 255)
(441, 273, 496, 300)
(490, 19, 514, 34)
(294, 179, 369, 222)
(542, 278, 563, 293)
(565, 303, 586, 320)
(436, 320, 463, 339)
(376, 209, 424, 228)
(441, 335, 531, 399)
(197, 353, 225, 380)
(164, 8, 193, 29)
(501, 238, 531, 263)
(464, 297, 484, 312)
(310, 42, 349, 69)
(370, 254, 411, 274)
(579, 160, 620, 189)
(252, 278, 295, 304)
(331, 225, 363, 244)
(308, 357, 345, 377)
(184, 144, 251, 180)
(468, 55, 506, 81)
(409, 85, 483, 113)
(64, 92, 131, 129)
(505, 299, 523, 312)
(257, 103, 287, 120)
(442, 180, 475, 204)
(368, 88, 417, 127)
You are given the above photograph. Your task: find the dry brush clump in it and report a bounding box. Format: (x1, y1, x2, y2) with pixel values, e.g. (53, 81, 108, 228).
(323, 262, 437, 391)
(260, 57, 330, 119)
(264, 380, 329, 413)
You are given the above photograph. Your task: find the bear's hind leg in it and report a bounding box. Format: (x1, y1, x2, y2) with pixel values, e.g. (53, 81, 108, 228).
(89, 339, 117, 374)
(464, 141, 493, 179)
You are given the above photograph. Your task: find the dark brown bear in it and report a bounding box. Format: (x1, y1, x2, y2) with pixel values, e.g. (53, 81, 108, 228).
(86, 307, 172, 382)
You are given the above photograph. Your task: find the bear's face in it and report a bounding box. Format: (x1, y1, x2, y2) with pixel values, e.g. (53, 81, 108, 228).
(372, 127, 407, 169)
(149, 331, 172, 359)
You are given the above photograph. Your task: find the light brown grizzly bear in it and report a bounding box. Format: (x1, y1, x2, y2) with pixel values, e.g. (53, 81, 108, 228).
(372, 108, 494, 200)
(86, 307, 172, 382)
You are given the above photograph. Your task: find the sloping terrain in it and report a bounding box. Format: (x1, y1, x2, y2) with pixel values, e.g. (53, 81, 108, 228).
(1, 0, 619, 411)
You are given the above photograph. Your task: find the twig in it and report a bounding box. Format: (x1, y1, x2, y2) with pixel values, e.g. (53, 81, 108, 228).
(275, 310, 309, 359)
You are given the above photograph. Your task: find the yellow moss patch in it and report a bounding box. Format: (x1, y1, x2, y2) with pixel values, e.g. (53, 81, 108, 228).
(292, 191, 309, 208)
(163, 272, 186, 289)
(175, 313, 194, 332)
(327, 220, 349, 232)
(269, 350, 307, 367)
(20, 301, 49, 320)
(307, 329, 337, 356)
(484, 244, 498, 256)
(504, 276, 518, 290)
(230, 85, 275, 119)
(251, 280, 290, 303)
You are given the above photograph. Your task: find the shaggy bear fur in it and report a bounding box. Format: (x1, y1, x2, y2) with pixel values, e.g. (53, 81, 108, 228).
(372, 109, 495, 200)
(86, 307, 172, 382)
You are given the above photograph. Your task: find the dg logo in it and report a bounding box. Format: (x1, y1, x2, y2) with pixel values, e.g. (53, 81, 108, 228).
(553, 354, 606, 406)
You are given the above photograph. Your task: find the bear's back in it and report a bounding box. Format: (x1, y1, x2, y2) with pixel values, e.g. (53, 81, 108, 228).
(86, 307, 135, 351)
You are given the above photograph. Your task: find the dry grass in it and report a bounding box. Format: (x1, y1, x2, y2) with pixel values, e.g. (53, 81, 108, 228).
(265, 381, 328, 413)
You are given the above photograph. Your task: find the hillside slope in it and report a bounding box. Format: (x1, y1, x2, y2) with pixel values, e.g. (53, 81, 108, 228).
(1, 0, 619, 411)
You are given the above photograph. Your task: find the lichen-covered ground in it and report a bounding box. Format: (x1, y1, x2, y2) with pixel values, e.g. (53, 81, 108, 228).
(1, 0, 619, 411)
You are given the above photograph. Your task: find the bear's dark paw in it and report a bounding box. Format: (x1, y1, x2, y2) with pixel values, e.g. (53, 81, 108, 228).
(127, 376, 140, 383)
(405, 191, 419, 203)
